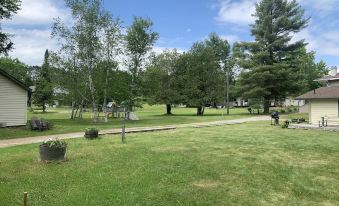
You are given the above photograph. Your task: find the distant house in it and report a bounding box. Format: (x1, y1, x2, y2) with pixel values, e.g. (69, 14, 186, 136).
(0, 69, 29, 127)
(296, 66, 339, 125)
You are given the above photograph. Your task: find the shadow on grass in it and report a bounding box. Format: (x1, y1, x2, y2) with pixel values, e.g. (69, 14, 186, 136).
(31, 111, 59, 114)
(149, 113, 253, 117)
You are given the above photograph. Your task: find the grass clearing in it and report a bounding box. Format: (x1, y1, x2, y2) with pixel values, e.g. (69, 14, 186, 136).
(0, 104, 305, 140)
(0, 121, 338, 205)
(0, 105, 252, 140)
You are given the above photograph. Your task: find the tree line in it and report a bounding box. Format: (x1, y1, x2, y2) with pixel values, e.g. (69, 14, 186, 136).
(0, 0, 328, 120)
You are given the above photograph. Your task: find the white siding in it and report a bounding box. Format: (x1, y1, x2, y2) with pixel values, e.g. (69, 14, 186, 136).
(310, 99, 339, 125)
(0, 74, 27, 126)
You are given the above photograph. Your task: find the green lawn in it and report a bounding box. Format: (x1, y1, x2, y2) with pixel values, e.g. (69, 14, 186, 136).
(0, 121, 338, 205)
(0, 105, 307, 140)
(0, 105, 253, 140)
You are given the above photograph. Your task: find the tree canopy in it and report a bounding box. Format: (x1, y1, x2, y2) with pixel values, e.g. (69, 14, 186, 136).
(0, 0, 21, 54)
(142, 49, 180, 114)
(236, 0, 309, 113)
(33, 50, 53, 112)
(125, 17, 159, 110)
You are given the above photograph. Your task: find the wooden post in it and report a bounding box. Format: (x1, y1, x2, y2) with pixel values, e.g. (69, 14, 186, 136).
(121, 113, 126, 144)
(23, 192, 28, 206)
(121, 122, 126, 144)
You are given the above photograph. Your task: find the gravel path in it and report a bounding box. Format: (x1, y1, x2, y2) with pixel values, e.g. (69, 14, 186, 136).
(0, 116, 270, 148)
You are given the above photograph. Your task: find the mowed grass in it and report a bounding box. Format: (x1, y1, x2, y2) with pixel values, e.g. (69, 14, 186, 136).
(0, 104, 307, 140)
(0, 105, 253, 140)
(0, 121, 338, 205)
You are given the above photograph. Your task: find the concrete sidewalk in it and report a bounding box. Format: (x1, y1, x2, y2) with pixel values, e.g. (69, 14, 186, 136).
(0, 116, 269, 148)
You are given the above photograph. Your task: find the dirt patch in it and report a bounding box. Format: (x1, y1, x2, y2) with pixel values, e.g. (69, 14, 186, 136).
(192, 180, 218, 188)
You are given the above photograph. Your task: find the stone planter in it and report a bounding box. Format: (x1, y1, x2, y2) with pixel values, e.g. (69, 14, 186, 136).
(84, 130, 99, 139)
(39, 144, 66, 161)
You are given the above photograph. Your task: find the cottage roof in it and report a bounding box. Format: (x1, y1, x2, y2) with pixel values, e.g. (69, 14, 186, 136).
(295, 86, 339, 100)
(316, 74, 339, 82)
(0, 68, 29, 91)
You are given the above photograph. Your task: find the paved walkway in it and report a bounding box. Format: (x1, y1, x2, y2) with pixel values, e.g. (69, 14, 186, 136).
(0, 116, 269, 148)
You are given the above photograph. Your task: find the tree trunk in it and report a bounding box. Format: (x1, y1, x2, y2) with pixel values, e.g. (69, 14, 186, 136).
(166, 104, 172, 115)
(88, 68, 97, 122)
(70, 101, 75, 120)
(103, 68, 109, 123)
(74, 106, 79, 118)
(197, 106, 204, 116)
(264, 97, 270, 114)
(42, 102, 46, 113)
(78, 100, 84, 119)
(226, 67, 230, 115)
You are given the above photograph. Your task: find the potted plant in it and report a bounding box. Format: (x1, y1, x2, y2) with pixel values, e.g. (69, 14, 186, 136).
(84, 128, 99, 139)
(39, 138, 67, 161)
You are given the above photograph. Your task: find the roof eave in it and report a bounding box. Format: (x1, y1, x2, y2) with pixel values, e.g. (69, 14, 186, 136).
(0, 68, 29, 91)
(295, 97, 339, 100)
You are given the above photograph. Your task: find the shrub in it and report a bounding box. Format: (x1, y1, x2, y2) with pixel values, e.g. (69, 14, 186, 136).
(247, 107, 253, 114)
(281, 120, 290, 128)
(42, 138, 67, 148)
(85, 128, 98, 132)
(280, 109, 286, 113)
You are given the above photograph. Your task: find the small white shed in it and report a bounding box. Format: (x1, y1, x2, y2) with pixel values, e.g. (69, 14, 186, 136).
(0, 69, 29, 127)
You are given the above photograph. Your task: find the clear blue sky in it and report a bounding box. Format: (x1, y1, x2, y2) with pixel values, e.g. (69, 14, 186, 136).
(3, 0, 339, 67)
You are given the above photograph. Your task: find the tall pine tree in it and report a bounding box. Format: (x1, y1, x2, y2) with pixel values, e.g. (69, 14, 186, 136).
(33, 50, 53, 112)
(237, 0, 309, 113)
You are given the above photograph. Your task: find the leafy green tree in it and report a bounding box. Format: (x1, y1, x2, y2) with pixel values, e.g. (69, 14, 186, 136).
(50, 51, 89, 119)
(175, 42, 224, 116)
(296, 49, 328, 93)
(33, 50, 53, 112)
(125, 17, 159, 111)
(52, 0, 118, 121)
(237, 0, 309, 113)
(205, 33, 232, 114)
(0, 57, 32, 86)
(142, 50, 180, 115)
(95, 66, 131, 105)
(99, 17, 122, 121)
(0, 0, 21, 54)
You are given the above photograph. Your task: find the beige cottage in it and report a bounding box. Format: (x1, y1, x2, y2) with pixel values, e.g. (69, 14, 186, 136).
(296, 66, 339, 126)
(0, 69, 29, 127)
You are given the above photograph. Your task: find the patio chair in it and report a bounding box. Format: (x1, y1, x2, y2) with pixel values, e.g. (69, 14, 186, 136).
(30, 117, 50, 131)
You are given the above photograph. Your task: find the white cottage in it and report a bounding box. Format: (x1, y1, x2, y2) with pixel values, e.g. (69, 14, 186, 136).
(0, 69, 29, 127)
(296, 66, 339, 126)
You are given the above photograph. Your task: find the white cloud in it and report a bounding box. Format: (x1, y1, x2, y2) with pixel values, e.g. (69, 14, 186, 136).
(152, 46, 186, 55)
(215, 0, 339, 59)
(322, 30, 339, 43)
(215, 0, 258, 25)
(3, 28, 59, 65)
(293, 27, 339, 56)
(6, 0, 71, 25)
(297, 0, 339, 14)
(3, 0, 71, 65)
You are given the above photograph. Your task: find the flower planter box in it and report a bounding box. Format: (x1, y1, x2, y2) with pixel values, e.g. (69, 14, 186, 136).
(84, 130, 99, 139)
(39, 144, 66, 161)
